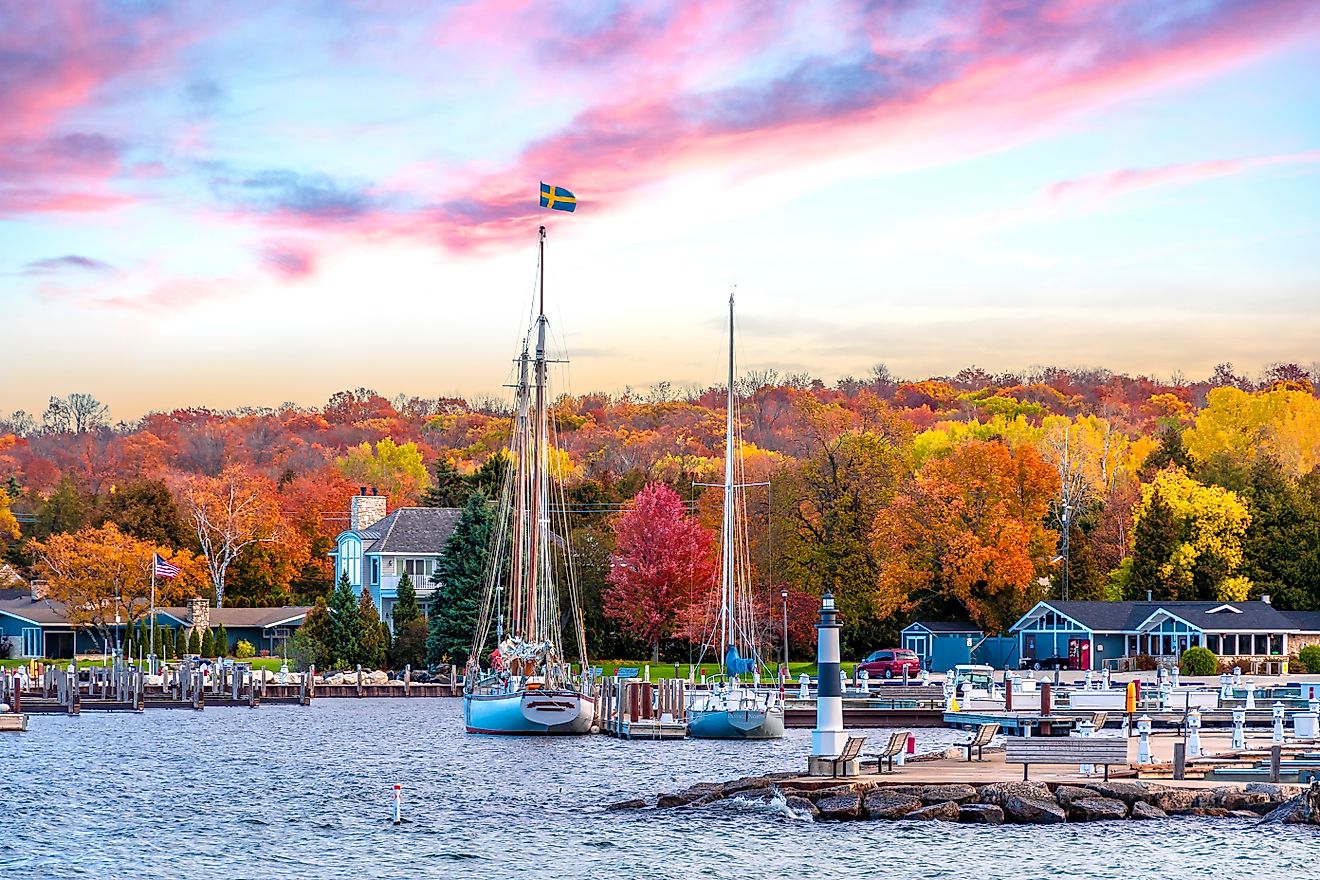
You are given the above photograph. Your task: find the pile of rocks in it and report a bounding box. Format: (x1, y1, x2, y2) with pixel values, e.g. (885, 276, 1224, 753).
(619, 777, 1312, 825)
(318, 670, 395, 686)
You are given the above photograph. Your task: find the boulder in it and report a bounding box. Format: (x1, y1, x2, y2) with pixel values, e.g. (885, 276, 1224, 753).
(1066, 797, 1128, 822)
(657, 783, 722, 808)
(1171, 807, 1228, 817)
(816, 794, 863, 821)
(387, 679, 406, 687)
(1227, 810, 1261, 819)
(863, 792, 923, 820)
(805, 784, 861, 803)
(977, 781, 1052, 808)
(903, 801, 961, 822)
(1147, 787, 1198, 813)
(784, 796, 820, 820)
(919, 784, 978, 805)
(1217, 789, 1272, 812)
(1245, 782, 1297, 800)
(1052, 785, 1099, 808)
(606, 799, 647, 810)
(366, 670, 389, 685)
(1080, 781, 1152, 806)
(724, 776, 772, 797)
(1130, 802, 1168, 820)
(1003, 795, 1067, 825)
(958, 804, 1005, 824)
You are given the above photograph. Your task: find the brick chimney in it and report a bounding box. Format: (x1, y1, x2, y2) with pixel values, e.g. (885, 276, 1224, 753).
(350, 486, 388, 531)
(188, 596, 211, 635)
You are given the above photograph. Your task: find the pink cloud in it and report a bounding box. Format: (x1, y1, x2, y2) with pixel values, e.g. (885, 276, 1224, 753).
(1048, 150, 1320, 201)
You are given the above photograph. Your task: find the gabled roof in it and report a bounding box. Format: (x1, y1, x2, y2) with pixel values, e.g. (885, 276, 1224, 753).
(160, 606, 312, 628)
(0, 597, 73, 626)
(1015, 599, 1302, 633)
(1283, 610, 1320, 633)
(904, 620, 982, 634)
(334, 507, 462, 555)
(0, 564, 25, 587)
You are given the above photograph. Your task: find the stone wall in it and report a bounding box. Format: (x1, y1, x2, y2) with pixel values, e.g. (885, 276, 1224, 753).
(187, 596, 210, 635)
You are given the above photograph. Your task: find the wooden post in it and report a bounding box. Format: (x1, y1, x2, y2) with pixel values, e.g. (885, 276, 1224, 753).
(193, 670, 204, 710)
(11, 674, 21, 714)
(69, 669, 81, 716)
(1270, 745, 1282, 782)
(404, 665, 411, 697)
(356, 664, 364, 697)
(1173, 742, 1186, 780)
(135, 668, 145, 712)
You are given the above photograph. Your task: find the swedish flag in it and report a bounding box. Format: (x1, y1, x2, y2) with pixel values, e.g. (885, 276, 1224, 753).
(539, 182, 576, 212)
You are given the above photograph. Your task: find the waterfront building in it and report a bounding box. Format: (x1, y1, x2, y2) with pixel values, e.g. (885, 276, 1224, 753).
(1009, 598, 1320, 671)
(327, 488, 461, 624)
(0, 593, 309, 660)
(900, 620, 982, 670)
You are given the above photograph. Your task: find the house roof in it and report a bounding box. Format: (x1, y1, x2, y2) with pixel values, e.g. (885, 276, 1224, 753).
(905, 620, 982, 634)
(336, 507, 462, 555)
(1283, 610, 1320, 633)
(0, 597, 74, 626)
(1018, 599, 1306, 634)
(159, 606, 312, 628)
(0, 564, 25, 587)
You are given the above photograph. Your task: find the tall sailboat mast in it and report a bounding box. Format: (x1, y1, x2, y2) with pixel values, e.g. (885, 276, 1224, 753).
(526, 225, 548, 642)
(721, 293, 736, 666)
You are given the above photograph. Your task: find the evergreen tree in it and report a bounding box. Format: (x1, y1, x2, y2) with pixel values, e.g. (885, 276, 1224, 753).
(392, 573, 421, 629)
(1125, 488, 1182, 600)
(357, 588, 389, 670)
(420, 457, 469, 508)
(187, 627, 201, 655)
(427, 491, 497, 666)
(1141, 423, 1193, 477)
(391, 619, 428, 669)
(1240, 457, 1320, 609)
(201, 627, 215, 658)
(327, 571, 362, 669)
(215, 623, 229, 657)
(175, 626, 187, 658)
(294, 596, 333, 670)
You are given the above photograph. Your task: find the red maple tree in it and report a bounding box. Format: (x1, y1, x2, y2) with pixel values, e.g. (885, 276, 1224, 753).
(604, 482, 716, 661)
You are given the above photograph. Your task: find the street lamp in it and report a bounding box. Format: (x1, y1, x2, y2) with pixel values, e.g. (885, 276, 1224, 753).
(781, 589, 789, 670)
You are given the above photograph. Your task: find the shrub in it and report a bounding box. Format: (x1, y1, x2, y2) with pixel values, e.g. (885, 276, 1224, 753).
(234, 639, 255, 659)
(1298, 645, 1320, 674)
(1180, 646, 1217, 676)
(215, 623, 229, 657)
(200, 627, 215, 658)
(175, 627, 188, 657)
(1133, 653, 1158, 671)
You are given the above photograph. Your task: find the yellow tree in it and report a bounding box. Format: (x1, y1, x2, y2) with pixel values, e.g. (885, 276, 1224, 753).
(1184, 387, 1320, 477)
(177, 465, 282, 607)
(1122, 467, 1252, 602)
(30, 523, 205, 644)
(335, 437, 431, 501)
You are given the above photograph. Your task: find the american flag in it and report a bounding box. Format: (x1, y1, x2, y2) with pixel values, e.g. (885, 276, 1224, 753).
(153, 554, 181, 579)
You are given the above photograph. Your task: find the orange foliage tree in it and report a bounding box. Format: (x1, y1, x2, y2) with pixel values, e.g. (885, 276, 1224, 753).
(874, 440, 1057, 634)
(30, 523, 205, 644)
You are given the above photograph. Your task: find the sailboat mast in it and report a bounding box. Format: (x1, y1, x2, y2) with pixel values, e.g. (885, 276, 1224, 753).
(722, 293, 736, 663)
(526, 226, 547, 641)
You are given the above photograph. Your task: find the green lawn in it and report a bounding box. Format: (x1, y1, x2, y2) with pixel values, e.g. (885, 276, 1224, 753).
(590, 660, 861, 679)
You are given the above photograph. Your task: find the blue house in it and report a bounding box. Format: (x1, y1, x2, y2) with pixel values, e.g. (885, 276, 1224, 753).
(900, 621, 983, 670)
(1010, 599, 1320, 671)
(0, 594, 309, 660)
(328, 490, 461, 626)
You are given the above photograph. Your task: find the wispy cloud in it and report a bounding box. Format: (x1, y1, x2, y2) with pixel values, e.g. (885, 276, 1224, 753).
(1047, 149, 1320, 201)
(21, 255, 114, 275)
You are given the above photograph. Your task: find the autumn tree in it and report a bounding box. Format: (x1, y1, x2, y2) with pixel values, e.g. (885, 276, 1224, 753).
(873, 440, 1057, 635)
(335, 437, 430, 501)
(777, 395, 909, 654)
(1117, 467, 1252, 602)
(604, 482, 716, 662)
(177, 464, 282, 606)
(1184, 387, 1320, 478)
(30, 523, 203, 646)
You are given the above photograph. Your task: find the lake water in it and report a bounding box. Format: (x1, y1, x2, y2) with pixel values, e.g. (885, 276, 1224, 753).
(3, 699, 1317, 879)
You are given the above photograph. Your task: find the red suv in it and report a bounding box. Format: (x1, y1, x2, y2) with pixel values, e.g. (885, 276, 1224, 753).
(858, 648, 921, 679)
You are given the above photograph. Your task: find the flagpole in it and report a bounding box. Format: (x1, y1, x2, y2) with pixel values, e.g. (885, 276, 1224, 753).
(149, 558, 157, 673)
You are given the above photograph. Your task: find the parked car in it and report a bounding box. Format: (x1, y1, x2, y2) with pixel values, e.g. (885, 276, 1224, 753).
(857, 648, 921, 679)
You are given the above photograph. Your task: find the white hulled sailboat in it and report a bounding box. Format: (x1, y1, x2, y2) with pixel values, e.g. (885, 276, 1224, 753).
(686, 295, 785, 740)
(463, 226, 595, 735)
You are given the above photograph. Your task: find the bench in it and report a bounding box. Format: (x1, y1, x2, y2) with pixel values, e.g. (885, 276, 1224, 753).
(964, 723, 1000, 762)
(616, 667, 640, 680)
(830, 735, 867, 778)
(1005, 736, 1129, 781)
(861, 731, 909, 774)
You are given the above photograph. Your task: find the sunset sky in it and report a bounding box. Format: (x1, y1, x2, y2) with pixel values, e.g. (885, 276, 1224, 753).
(3, 1, 1318, 420)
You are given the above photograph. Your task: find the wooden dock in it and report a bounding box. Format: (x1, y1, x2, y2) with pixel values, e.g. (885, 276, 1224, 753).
(598, 677, 688, 740)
